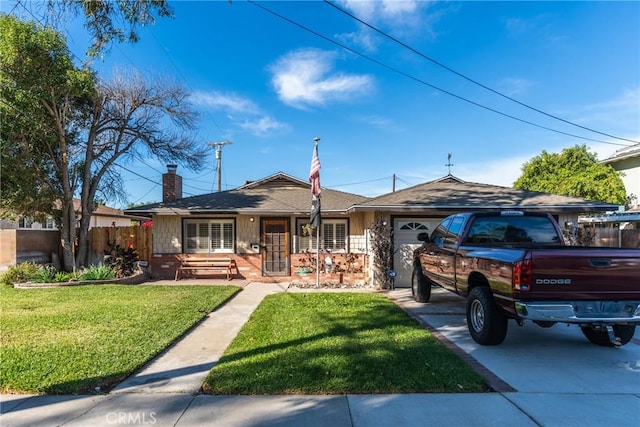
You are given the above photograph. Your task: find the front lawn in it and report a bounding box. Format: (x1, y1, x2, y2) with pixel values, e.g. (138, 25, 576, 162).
(203, 293, 488, 394)
(0, 284, 239, 394)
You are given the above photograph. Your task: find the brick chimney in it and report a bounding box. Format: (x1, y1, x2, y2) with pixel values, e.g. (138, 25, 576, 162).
(162, 164, 182, 203)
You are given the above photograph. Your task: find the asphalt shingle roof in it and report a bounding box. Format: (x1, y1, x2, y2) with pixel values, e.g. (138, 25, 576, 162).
(125, 173, 619, 216)
(349, 175, 619, 213)
(126, 173, 368, 216)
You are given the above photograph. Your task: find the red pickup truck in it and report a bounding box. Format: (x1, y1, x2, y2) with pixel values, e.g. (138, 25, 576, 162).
(412, 211, 640, 346)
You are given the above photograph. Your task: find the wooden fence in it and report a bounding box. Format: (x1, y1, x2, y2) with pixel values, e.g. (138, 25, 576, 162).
(88, 226, 152, 265)
(593, 228, 640, 248)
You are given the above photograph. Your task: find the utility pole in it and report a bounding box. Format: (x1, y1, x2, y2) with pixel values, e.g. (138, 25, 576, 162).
(208, 141, 233, 192)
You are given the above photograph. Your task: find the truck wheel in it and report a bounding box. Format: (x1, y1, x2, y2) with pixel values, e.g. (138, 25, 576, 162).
(581, 325, 636, 347)
(466, 287, 508, 345)
(411, 266, 431, 303)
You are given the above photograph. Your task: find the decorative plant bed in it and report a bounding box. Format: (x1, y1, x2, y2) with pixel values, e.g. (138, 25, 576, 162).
(14, 270, 148, 288)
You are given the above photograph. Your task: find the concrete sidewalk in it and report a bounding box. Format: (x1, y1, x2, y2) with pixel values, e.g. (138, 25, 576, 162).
(112, 282, 288, 394)
(1, 283, 639, 426)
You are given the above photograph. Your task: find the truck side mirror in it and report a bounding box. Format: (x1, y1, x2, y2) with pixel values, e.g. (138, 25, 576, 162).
(417, 232, 430, 242)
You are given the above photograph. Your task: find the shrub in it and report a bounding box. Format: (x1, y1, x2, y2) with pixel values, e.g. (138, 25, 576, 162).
(0, 262, 41, 286)
(104, 241, 139, 278)
(78, 264, 115, 281)
(370, 218, 393, 289)
(54, 271, 76, 282)
(33, 265, 57, 283)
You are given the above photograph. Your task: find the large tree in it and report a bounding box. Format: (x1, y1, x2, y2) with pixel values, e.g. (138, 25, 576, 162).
(1, 15, 206, 270)
(0, 14, 93, 242)
(513, 144, 628, 205)
(10, 0, 173, 57)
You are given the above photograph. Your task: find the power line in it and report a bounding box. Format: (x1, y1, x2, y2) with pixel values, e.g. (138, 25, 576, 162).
(146, 26, 230, 140)
(326, 176, 392, 188)
(248, 0, 634, 148)
(129, 184, 159, 205)
(114, 164, 159, 185)
(394, 176, 415, 188)
(324, 0, 639, 146)
(116, 164, 211, 198)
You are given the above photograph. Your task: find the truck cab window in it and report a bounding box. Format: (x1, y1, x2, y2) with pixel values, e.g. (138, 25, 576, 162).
(430, 217, 453, 247)
(445, 215, 465, 246)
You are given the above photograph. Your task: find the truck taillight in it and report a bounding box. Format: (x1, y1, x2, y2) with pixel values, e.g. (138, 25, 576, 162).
(513, 254, 532, 291)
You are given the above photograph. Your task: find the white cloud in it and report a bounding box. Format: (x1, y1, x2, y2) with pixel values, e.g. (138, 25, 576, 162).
(336, 30, 377, 52)
(504, 14, 554, 38)
(561, 87, 640, 146)
(335, 0, 441, 51)
(270, 49, 374, 108)
(240, 116, 288, 136)
(582, 87, 639, 116)
(339, 0, 419, 21)
(354, 114, 402, 132)
(504, 14, 568, 46)
(497, 77, 535, 96)
(191, 90, 289, 137)
(457, 155, 531, 187)
(190, 90, 260, 114)
(399, 153, 533, 189)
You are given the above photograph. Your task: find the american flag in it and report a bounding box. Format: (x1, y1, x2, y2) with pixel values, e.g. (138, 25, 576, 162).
(310, 140, 321, 227)
(309, 141, 321, 197)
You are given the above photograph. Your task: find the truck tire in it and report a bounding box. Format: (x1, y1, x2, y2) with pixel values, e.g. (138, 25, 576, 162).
(466, 287, 508, 345)
(580, 325, 636, 347)
(411, 266, 431, 303)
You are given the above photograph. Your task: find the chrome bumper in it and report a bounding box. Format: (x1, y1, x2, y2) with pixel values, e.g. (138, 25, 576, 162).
(514, 301, 640, 324)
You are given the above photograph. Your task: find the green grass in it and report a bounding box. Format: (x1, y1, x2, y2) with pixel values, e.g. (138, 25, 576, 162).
(0, 284, 239, 394)
(203, 293, 488, 395)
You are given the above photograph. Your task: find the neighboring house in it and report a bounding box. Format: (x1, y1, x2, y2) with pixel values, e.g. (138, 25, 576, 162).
(577, 144, 640, 230)
(0, 199, 144, 231)
(0, 200, 147, 270)
(601, 143, 640, 209)
(125, 167, 619, 287)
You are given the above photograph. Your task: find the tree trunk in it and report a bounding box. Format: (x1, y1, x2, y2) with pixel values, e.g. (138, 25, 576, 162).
(60, 198, 77, 271)
(76, 203, 94, 268)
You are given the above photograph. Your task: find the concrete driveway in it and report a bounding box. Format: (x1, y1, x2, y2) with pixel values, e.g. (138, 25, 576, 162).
(390, 287, 640, 394)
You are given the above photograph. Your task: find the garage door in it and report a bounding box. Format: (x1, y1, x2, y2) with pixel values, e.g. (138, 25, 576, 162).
(393, 218, 440, 287)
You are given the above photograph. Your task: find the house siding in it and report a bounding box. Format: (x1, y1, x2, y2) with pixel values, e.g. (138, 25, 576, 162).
(153, 216, 182, 253)
(615, 157, 640, 208)
(348, 212, 368, 252)
(147, 213, 371, 281)
(236, 216, 260, 254)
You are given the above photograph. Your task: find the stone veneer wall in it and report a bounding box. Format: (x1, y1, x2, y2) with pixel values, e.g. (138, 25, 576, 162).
(149, 252, 369, 284)
(289, 253, 369, 285)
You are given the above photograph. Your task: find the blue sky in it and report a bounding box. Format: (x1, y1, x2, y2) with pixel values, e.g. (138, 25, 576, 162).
(5, 1, 640, 208)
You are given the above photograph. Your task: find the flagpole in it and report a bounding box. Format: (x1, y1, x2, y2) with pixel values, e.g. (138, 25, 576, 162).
(310, 136, 321, 288)
(316, 221, 320, 288)
(313, 137, 320, 288)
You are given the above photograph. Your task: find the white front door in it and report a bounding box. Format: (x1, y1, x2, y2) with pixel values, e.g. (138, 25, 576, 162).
(393, 218, 440, 287)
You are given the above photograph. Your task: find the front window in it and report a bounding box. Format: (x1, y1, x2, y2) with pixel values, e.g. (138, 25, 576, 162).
(18, 217, 34, 229)
(184, 219, 234, 253)
(297, 219, 347, 252)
